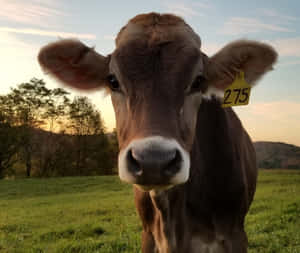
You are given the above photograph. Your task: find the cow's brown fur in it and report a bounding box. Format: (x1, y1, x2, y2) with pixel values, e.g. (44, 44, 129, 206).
(134, 98, 257, 252)
(129, 13, 184, 26)
(38, 12, 278, 253)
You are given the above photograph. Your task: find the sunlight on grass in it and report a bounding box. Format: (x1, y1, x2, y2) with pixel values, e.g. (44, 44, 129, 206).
(0, 170, 299, 252)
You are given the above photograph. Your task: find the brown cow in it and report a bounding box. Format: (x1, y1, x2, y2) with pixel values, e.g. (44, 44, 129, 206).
(38, 13, 277, 253)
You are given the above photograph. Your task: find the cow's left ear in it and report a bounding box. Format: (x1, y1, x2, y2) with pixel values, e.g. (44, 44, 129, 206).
(206, 40, 278, 90)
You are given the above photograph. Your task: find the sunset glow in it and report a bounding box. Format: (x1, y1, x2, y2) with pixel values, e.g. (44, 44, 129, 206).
(0, 0, 299, 145)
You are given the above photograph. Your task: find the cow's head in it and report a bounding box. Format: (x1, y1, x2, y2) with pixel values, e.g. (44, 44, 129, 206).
(38, 13, 277, 191)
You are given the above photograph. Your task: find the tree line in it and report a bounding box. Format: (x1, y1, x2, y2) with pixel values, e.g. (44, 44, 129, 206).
(0, 78, 118, 179)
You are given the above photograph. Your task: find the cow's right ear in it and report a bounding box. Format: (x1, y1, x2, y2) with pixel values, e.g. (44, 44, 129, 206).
(38, 39, 110, 90)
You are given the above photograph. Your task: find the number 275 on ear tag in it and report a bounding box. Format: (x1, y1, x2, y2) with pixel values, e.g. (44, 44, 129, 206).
(222, 71, 251, 108)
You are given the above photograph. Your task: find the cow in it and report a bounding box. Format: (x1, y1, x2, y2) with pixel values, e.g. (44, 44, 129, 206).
(38, 13, 277, 253)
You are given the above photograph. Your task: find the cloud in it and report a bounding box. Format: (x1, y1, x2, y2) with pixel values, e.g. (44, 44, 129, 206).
(191, 2, 213, 9)
(221, 17, 293, 35)
(0, 27, 96, 40)
(103, 35, 116, 40)
(259, 9, 298, 22)
(278, 60, 300, 67)
(164, 3, 204, 17)
(200, 36, 300, 60)
(0, 31, 66, 95)
(270, 37, 300, 57)
(236, 101, 300, 146)
(201, 42, 222, 56)
(247, 101, 300, 120)
(0, 0, 65, 28)
(0, 31, 41, 93)
(0, 0, 95, 40)
(0, 31, 36, 56)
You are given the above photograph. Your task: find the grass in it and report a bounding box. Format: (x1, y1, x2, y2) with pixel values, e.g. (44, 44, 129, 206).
(247, 170, 300, 253)
(0, 170, 299, 252)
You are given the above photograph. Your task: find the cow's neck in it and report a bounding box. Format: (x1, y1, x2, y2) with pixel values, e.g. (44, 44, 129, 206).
(187, 98, 241, 210)
(149, 187, 187, 253)
(147, 99, 247, 252)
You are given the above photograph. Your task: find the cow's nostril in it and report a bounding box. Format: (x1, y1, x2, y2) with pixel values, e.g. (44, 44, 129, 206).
(164, 150, 181, 176)
(127, 147, 182, 179)
(131, 147, 178, 169)
(119, 137, 190, 186)
(127, 149, 142, 175)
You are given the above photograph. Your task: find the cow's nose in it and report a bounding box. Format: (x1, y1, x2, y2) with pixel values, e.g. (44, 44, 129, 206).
(118, 136, 190, 188)
(127, 147, 181, 178)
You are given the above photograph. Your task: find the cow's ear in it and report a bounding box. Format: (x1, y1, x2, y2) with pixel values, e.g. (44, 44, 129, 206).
(206, 40, 278, 90)
(38, 39, 110, 90)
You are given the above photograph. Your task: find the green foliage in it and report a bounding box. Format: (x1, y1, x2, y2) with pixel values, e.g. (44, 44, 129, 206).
(0, 117, 20, 178)
(0, 78, 70, 177)
(0, 170, 299, 252)
(68, 96, 103, 135)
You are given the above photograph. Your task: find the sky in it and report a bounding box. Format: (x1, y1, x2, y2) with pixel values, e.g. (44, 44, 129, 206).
(0, 0, 300, 146)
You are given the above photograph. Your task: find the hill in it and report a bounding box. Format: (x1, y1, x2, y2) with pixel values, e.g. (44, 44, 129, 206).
(27, 130, 300, 170)
(254, 141, 300, 169)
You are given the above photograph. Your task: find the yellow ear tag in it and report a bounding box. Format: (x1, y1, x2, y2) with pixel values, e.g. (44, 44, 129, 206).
(222, 71, 251, 108)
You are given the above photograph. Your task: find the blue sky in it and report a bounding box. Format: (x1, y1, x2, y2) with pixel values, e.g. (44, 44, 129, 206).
(0, 0, 300, 145)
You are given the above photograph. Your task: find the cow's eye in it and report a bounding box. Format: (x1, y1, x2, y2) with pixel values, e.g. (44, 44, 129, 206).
(107, 74, 120, 92)
(190, 75, 206, 93)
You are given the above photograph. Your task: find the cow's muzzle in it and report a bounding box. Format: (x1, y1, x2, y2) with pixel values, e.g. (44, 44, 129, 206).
(118, 136, 190, 190)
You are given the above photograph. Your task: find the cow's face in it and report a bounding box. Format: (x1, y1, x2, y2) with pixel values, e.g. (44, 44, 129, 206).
(109, 31, 205, 189)
(38, 13, 277, 190)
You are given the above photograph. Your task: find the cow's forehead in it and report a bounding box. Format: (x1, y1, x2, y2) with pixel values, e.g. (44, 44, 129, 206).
(115, 13, 201, 49)
(112, 38, 202, 86)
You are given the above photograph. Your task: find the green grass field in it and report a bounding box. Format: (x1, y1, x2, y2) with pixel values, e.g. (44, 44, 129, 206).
(0, 170, 299, 253)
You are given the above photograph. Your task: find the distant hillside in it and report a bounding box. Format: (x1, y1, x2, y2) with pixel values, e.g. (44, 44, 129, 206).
(254, 141, 300, 169)
(16, 128, 300, 170)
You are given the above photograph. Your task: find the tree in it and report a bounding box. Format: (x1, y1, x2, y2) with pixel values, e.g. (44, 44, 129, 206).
(0, 78, 115, 178)
(66, 96, 106, 175)
(106, 129, 119, 174)
(6, 78, 51, 176)
(37, 87, 70, 176)
(42, 88, 70, 132)
(1, 78, 70, 177)
(0, 113, 20, 178)
(67, 96, 104, 135)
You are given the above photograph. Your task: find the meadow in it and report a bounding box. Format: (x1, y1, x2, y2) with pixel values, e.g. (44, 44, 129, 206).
(0, 170, 299, 253)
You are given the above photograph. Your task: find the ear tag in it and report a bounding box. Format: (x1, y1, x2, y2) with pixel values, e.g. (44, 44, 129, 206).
(222, 71, 251, 108)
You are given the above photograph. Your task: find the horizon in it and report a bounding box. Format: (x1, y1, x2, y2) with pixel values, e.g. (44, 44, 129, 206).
(0, 0, 300, 146)
(16, 125, 300, 148)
